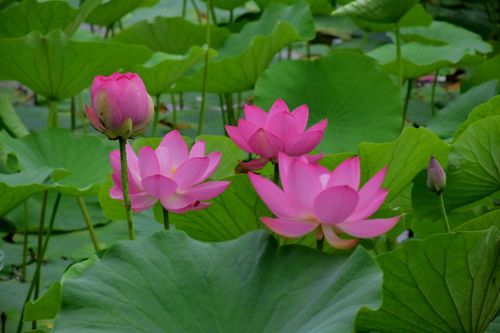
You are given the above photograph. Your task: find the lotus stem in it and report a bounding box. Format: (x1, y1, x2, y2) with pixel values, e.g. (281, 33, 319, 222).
(229, 9, 234, 23)
(438, 193, 451, 233)
(21, 201, 29, 282)
(395, 22, 403, 89)
(287, 45, 292, 59)
(47, 99, 59, 128)
(118, 137, 135, 240)
(218, 94, 227, 131)
(151, 94, 161, 136)
(171, 93, 177, 128)
(225, 93, 235, 125)
(237, 92, 242, 118)
(77, 196, 100, 252)
(190, 0, 202, 24)
(182, 0, 187, 17)
(431, 69, 439, 116)
(210, 3, 218, 25)
(162, 208, 169, 230)
(179, 92, 184, 110)
(70, 96, 76, 131)
(197, 0, 212, 136)
(78, 94, 87, 134)
(16, 192, 61, 333)
(34, 190, 48, 301)
(401, 78, 414, 131)
(306, 41, 311, 58)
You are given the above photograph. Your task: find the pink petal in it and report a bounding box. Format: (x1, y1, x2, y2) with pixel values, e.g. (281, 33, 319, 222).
(291, 104, 309, 132)
(160, 193, 196, 211)
(199, 152, 221, 181)
(138, 146, 160, 179)
(285, 130, 324, 156)
(280, 157, 323, 212)
(266, 98, 290, 124)
(168, 201, 210, 214)
(155, 146, 174, 177)
(313, 186, 359, 224)
(248, 172, 301, 218)
(248, 128, 285, 159)
(185, 181, 230, 200)
(348, 166, 388, 221)
(173, 157, 210, 189)
(141, 175, 177, 198)
(261, 217, 318, 238)
(225, 125, 253, 153)
(111, 169, 142, 195)
(307, 118, 328, 133)
(240, 157, 270, 171)
(305, 153, 324, 164)
(109, 150, 121, 173)
(159, 130, 188, 166)
(189, 141, 206, 158)
(130, 193, 158, 212)
(244, 104, 267, 126)
(328, 156, 360, 190)
(322, 225, 358, 249)
(336, 216, 400, 238)
(85, 105, 104, 131)
(265, 111, 299, 143)
(237, 119, 259, 143)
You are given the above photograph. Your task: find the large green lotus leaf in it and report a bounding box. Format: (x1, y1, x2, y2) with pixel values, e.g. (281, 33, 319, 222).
(113, 17, 230, 54)
(0, 95, 29, 138)
(255, 0, 334, 15)
(463, 55, 500, 91)
(0, 129, 113, 196)
(367, 42, 468, 78)
(426, 80, 498, 139)
(175, 0, 315, 93)
(445, 116, 500, 209)
(455, 210, 500, 232)
(254, 51, 401, 153)
(201, 0, 248, 10)
(0, 0, 100, 37)
(453, 95, 500, 142)
(0, 168, 53, 216)
(332, 0, 419, 24)
(358, 127, 450, 202)
(400, 21, 492, 54)
(0, 30, 152, 101)
(356, 228, 500, 333)
(54, 230, 382, 333)
(132, 47, 211, 97)
(86, 0, 156, 27)
(486, 316, 500, 333)
(24, 282, 61, 322)
(171, 175, 268, 242)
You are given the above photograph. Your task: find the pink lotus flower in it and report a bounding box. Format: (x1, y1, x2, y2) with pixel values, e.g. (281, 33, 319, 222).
(109, 130, 230, 213)
(249, 153, 400, 249)
(86, 72, 154, 139)
(226, 99, 327, 169)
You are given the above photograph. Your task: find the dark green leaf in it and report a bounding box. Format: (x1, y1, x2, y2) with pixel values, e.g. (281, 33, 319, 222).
(332, 0, 419, 24)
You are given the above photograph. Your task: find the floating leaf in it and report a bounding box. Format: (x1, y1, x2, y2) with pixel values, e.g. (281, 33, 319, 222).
(453, 95, 500, 142)
(356, 228, 500, 333)
(0, 30, 152, 100)
(426, 80, 498, 139)
(255, 51, 402, 153)
(86, 0, 156, 27)
(401, 21, 492, 54)
(455, 210, 500, 232)
(113, 17, 230, 54)
(176, 0, 315, 93)
(367, 42, 467, 78)
(332, 0, 419, 24)
(54, 230, 382, 333)
(0, 129, 113, 196)
(24, 282, 61, 321)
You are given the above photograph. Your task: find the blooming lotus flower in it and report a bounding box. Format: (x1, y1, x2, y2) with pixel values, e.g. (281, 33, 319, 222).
(249, 153, 400, 249)
(109, 130, 230, 213)
(226, 99, 327, 170)
(86, 72, 154, 139)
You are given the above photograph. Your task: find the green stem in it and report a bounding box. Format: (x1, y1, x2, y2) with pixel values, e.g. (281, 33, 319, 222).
(34, 191, 48, 301)
(306, 41, 311, 58)
(431, 69, 439, 116)
(190, 0, 202, 24)
(401, 78, 414, 131)
(218, 94, 227, 131)
(47, 100, 59, 128)
(316, 237, 324, 251)
(70, 96, 76, 131)
(438, 193, 451, 233)
(395, 22, 403, 89)
(16, 192, 61, 333)
(77, 197, 100, 252)
(273, 162, 280, 185)
(179, 92, 184, 110)
(151, 94, 161, 136)
(182, 0, 187, 17)
(237, 92, 242, 119)
(162, 208, 169, 230)
(210, 3, 218, 25)
(171, 93, 177, 128)
(225, 93, 235, 125)
(197, 0, 212, 136)
(229, 9, 234, 23)
(287, 45, 292, 59)
(119, 137, 135, 240)
(78, 94, 87, 134)
(21, 201, 29, 282)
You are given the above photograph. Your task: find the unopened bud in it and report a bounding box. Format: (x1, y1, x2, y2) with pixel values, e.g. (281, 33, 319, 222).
(427, 156, 446, 193)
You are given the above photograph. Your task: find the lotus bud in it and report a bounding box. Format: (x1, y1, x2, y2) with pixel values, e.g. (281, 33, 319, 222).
(427, 156, 446, 193)
(86, 72, 154, 140)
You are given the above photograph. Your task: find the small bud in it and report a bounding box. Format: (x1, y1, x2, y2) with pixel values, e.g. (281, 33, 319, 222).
(427, 156, 446, 193)
(86, 72, 154, 140)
